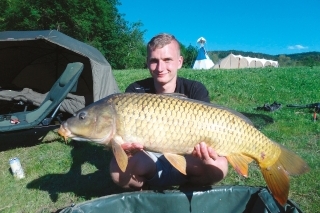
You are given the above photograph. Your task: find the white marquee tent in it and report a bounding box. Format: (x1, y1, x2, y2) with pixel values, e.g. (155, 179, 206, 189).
(192, 37, 214, 70)
(213, 53, 278, 69)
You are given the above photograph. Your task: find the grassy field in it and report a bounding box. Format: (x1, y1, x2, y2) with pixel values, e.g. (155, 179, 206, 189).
(0, 66, 319, 212)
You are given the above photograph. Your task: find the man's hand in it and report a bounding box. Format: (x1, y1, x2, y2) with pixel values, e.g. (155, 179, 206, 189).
(192, 142, 219, 161)
(121, 142, 144, 157)
(191, 142, 228, 178)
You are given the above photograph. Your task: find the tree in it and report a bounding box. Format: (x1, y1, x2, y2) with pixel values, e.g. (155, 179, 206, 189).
(0, 0, 146, 69)
(122, 25, 147, 69)
(298, 55, 320, 67)
(181, 44, 197, 68)
(278, 55, 295, 67)
(208, 52, 219, 64)
(0, 1, 8, 26)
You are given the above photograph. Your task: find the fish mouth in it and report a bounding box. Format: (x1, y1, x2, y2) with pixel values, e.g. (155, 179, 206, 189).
(57, 124, 71, 142)
(57, 123, 108, 144)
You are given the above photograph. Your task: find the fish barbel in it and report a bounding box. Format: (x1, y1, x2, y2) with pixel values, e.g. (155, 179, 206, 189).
(58, 93, 309, 205)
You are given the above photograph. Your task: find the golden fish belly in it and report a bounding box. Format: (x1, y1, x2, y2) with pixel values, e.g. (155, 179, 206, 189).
(109, 93, 281, 166)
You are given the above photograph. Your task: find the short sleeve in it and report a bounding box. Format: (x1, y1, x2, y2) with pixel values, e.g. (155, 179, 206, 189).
(191, 82, 210, 103)
(125, 83, 138, 92)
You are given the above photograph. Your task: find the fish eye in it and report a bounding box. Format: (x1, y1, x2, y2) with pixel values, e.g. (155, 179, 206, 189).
(79, 112, 86, 120)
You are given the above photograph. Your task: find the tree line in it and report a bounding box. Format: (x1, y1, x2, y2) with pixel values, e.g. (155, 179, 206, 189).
(1, 0, 319, 69)
(0, 0, 198, 70)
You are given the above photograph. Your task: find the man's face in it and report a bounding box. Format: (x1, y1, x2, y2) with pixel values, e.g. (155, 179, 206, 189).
(147, 41, 183, 85)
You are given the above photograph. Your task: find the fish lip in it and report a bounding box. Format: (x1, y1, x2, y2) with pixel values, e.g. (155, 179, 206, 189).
(57, 124, 71, 139)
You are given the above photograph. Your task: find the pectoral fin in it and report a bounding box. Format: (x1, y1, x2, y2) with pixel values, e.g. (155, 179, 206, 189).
(111, 138, 128, 172)
(163, 153, 187, 175)
(226, 153, 253, 177)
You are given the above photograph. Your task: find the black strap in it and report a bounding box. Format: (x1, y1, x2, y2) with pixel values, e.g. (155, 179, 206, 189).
(258, 188, 281, 213)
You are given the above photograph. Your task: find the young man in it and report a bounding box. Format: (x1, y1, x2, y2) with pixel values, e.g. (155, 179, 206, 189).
(109, 33, 228, 190)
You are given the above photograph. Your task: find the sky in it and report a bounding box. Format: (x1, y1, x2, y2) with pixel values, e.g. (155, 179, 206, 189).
(117, 0, 320, 55)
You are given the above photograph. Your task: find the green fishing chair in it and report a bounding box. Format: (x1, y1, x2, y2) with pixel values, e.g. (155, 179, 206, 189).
(0, 62, 83, 132)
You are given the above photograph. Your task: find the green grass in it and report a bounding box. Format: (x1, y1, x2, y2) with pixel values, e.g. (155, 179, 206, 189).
(0, 66, 319, 212)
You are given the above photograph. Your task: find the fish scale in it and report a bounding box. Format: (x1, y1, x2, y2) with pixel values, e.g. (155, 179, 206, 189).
(112, 94, 274, 158)
(58, 93, 309, 206)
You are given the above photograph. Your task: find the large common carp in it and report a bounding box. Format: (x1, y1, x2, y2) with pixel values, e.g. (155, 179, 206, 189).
(58, 93, 309, 205)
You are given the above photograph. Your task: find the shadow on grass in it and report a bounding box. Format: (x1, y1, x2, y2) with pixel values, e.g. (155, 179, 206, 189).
(0, 125, 58, 151)
(240, 112, 274, 129)
(26, 141, 128, 203)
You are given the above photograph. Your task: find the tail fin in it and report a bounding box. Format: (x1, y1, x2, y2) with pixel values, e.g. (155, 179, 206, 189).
(261, 145, 309, 206)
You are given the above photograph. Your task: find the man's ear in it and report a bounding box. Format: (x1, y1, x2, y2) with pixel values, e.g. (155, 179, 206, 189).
(178, 56, 184, 68)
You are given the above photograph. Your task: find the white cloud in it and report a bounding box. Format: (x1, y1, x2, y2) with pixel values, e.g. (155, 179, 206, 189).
(287, 44, 308, 50)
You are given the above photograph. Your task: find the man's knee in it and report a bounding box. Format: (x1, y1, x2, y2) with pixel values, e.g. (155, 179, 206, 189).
(109, 153, 154, 190)
(186, 155, 229, 185)
(219, 157, 229, 179)
(110, 157, 138, 189)
(109, 157, 122, 186)
(209, 159, 228, 184)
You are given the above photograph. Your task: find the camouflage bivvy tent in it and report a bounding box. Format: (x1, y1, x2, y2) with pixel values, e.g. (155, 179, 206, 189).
(0, 30, 120, 114)
(0, 30, 119, 145)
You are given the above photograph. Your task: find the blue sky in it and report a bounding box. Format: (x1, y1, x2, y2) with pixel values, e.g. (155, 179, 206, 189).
(117, 0, 320, 55)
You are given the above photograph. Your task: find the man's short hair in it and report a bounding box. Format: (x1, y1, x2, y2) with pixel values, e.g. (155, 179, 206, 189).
(147, 33, 181, 55)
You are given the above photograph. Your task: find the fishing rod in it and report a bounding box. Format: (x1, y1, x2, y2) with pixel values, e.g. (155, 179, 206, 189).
(287, 102, 320, 121)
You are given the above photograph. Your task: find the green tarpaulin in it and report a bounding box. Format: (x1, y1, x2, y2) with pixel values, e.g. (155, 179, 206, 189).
(60, 186, 303, 213)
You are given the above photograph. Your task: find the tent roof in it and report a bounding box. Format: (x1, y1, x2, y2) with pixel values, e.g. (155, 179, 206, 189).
(214, 53, 278, 69)
(197, 37, 206, 44)
(0, 30, 107, 65)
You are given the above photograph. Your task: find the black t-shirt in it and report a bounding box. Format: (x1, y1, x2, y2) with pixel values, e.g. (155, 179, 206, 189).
(125, 77, 210, 103)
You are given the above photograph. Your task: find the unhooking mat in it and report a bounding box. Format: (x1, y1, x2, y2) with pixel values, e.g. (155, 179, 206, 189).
(59, 186, 303, 213)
